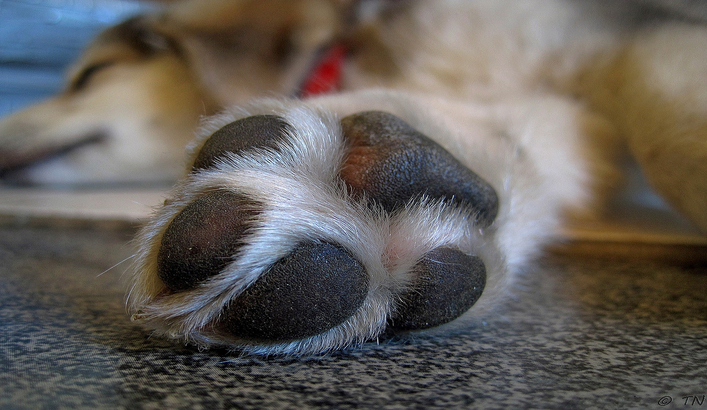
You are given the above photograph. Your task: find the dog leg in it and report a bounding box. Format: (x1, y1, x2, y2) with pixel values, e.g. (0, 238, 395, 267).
(580, 23, 707, 232)
(128, 91, 582, 355)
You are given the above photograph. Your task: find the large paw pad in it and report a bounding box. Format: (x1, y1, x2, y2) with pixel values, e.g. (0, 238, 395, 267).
(341, 111, 498, 226)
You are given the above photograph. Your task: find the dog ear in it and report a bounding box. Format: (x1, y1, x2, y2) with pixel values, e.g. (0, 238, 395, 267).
(64, 15, 183, 93)
(142, 0, 347, 103)
(99, 16, 176, 57)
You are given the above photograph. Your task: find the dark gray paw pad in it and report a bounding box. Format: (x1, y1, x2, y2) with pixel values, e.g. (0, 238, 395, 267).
(220, 242, 369, 342)
(340, 111, 498, 227)
(389, 247, 486, 330)
(157, 191, 261, 292)
(192, 115, 292, 171)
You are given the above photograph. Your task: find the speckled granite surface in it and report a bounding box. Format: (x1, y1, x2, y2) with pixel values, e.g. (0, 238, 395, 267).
(1, 225, 705, 410)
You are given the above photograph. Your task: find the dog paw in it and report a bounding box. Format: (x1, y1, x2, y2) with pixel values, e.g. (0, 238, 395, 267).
(129, 102, 500, 355)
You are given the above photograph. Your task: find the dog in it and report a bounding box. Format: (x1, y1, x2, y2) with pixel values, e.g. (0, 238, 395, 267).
(1, 0, 706, 355)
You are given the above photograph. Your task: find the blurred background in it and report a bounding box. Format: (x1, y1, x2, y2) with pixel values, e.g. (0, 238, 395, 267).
(2, 0, 707, 119)
(0, 0, 153, 118)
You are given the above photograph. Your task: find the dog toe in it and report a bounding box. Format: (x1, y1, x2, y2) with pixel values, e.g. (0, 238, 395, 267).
(192, 115, 291, 171)
(220, 242, 369, 342)
(340, 111, 498, 226)
(157, 190, 261, 292)
(390, 247, 486, 330)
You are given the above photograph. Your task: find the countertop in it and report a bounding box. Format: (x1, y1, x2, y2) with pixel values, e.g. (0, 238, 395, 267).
(1, 224, 705, 409)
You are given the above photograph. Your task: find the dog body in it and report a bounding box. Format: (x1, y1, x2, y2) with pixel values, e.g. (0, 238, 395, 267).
(2, 0, 706, 354)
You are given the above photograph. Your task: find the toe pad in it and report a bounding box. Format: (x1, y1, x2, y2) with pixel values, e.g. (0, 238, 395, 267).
(220, 242, 369, 342)
(390, 247, 486, 330)
(157, 191, 261, 292)
(192, 115, 291, 171)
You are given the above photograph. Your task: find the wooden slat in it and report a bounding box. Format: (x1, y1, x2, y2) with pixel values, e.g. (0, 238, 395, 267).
(0, 187, 165, 230)
(1, 187, 705, 262)
(551, 205, 707, 263)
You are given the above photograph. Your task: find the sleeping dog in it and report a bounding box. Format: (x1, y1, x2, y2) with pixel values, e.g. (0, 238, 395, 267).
(1, 0, 706, 355)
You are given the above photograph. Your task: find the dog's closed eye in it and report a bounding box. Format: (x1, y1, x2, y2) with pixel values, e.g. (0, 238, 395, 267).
(69, 62, 114, 92)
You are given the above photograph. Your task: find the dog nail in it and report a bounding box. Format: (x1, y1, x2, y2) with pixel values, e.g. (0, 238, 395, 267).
(340, 111, 499, 226)
(389, 247, 486, 330)
(157, 191, 261, 291)
(220, 242, 369, 342)
(192, 115, 292, 170)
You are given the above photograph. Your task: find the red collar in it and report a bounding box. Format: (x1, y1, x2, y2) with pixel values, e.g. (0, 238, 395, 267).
(294, 43, 347, 98)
